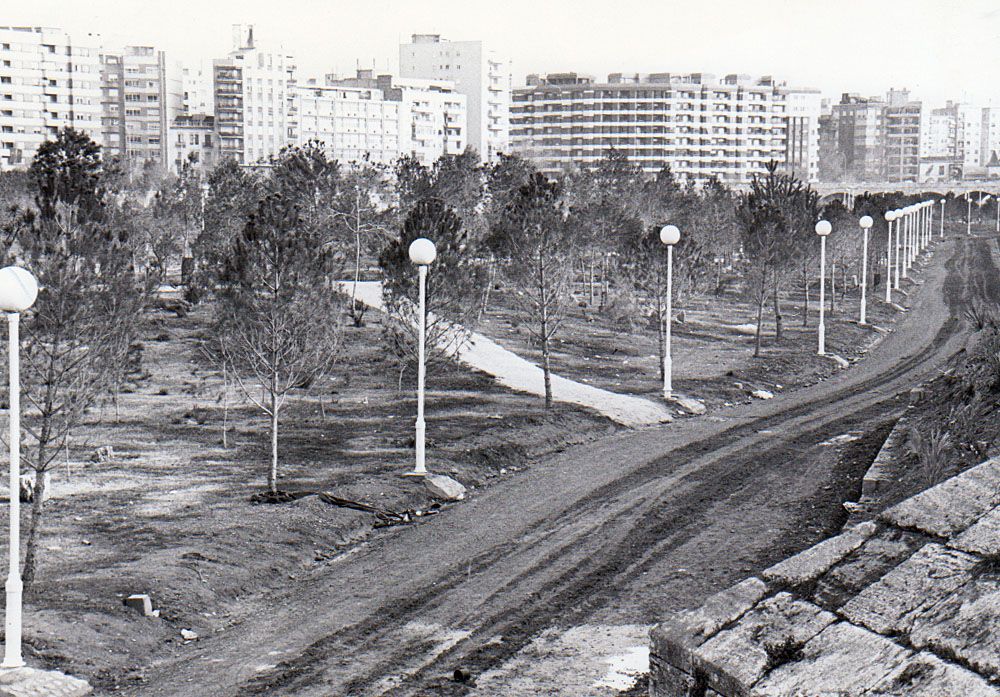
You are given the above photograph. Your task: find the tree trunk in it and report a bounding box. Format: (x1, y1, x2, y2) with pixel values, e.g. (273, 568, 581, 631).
(268, 388, 279, 494)
(754, 294, 765, 358)
(801, 272, 809, 327)
(222, 364, 229, 449)
(589, 258, 596, 307)
(22, 449, 48, 590)
(830, 262, 836, 316)
(656, 291, 666, 383)
(541, 338, 553, 409)
(772, 270, 783, 341)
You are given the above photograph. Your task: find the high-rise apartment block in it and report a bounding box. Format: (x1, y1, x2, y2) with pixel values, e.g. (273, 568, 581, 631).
(510, 72, 818, 184)
(100, 45, 182, 167)
(818, 94, 886, 182)
(291, 69, 466, 166)
(0, 26, 103, 171)
(399, 34, 509, 162)
(883, 89, 924, 183)
(212, 25, 295, 165)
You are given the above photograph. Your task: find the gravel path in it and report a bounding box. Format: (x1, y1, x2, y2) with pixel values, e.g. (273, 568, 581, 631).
(339, 281, 673, 428)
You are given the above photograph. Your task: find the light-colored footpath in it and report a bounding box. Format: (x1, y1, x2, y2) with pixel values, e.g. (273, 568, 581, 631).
(340, 281, 673, 428)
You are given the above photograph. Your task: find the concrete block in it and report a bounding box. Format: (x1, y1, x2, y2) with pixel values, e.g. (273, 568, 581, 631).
(909, 573, 1000, 682)
(763, 521, 876, 587)
(648, 654, 702, 697)
(840, 543, 979, 636)
(693, 592, 835, 695)
(751, 622, 911, 696)
(0, 667, 91, 697)
(880, 458, 1000, 538)
(423, 474, 466, 501)
(867, 650, 1000, 696)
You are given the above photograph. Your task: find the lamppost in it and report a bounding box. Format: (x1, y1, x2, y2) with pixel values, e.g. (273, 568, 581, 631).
(407, 238, 436, 476)
(967, 193, 972, 236)
(893, 208, 903, 290)
(940, 198, 946, 238)
(816, 220, 831, 355)
(996, 194, 999, 233)
(859, 215, 873, 324)
(884, 210, 896, 303)
(660, 224, 680, 400)
(0, 266, 38, 670)
(901, 206, 910, 278)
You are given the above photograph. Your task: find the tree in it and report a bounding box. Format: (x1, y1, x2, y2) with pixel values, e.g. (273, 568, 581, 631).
(210, 146, 345, 495)
(487, 173, 573, 408)
(736, 162, 817, 355)
(379, 197, 486, 384)
(11, 128, 148, 586)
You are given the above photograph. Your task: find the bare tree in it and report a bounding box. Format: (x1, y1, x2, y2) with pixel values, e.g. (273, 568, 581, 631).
(487, 172, 574, 408)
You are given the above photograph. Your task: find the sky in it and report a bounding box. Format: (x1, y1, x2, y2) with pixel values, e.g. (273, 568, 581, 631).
(8, 0, 1000, 107)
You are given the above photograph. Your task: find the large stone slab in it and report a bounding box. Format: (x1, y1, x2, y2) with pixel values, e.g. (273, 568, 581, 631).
(750, 622, 910, 696)
(650, 577, 767, 675)
(840, 543, 979, 636)
(880, 458, 1000, 538)
(909, 572, 1000, 682)
(0, 667, 91, 697)
(812, 528, 928, 610)
(693, 592, 835, 695)
(762, 521, 876, 588)
(867, 650, 1000, 696)
(950, 504, 1000, 557)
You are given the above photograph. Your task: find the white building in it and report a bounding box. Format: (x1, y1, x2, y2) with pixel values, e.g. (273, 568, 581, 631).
(168, 113, 216, 173)
(213, 24, 295, 165)
(290, 77, 400, 164)
(784, 88, 822, 182)
(399, 34, 509, 162)
(0, 26, 103, 170)
(100, 45, 183, 168)
(182, 61, 214, 116)
(511, 72, 808, 185)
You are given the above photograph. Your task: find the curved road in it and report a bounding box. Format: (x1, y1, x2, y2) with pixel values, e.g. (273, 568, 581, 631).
(131, 234, 996, 696)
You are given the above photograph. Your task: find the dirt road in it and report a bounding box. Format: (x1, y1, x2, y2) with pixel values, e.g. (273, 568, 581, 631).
(130, 234, 994, 696)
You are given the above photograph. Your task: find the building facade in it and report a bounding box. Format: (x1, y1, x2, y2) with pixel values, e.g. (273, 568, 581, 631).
(0, 26, 103, 170)
(100, 45, 182, 168)
(399, 34, 509, 162)
(290, 75, 400, 164)
(510, 71, 813, 184)
(168, 113, 215, 173)
(820, 93, 886, 182)
(212, 24, 295, 165)
(883, 89, 923, 183)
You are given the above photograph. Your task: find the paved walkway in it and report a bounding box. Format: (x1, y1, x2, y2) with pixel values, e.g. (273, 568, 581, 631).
(339, 281, 673, 428)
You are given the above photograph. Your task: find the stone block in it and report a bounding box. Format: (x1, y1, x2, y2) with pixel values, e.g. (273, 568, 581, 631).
(813, 528, 927, 610)
(750, 622, 911, 696)
(693, 592, 835, 695)
(867, 650, 1000, 696)
(763, 521, 876, 588)
(951, 505, 1000, 556)
(423, 474, 466, 501)
(880, 458, 1000, 538)
(124, 594, 153, 617)
(650, 577, 768, 674)
(909, 572, 1000, 682)
(840, 543, 979, 636)
(648, 653, 702, 697)
(0, 667, 91, 697)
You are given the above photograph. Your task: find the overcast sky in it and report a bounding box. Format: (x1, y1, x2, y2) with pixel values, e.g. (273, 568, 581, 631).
(9, 0, 1000, 107)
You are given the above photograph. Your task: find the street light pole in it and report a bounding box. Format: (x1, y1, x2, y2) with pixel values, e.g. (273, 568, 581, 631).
(816, 220, 831, 355)
(884, 210, 896, 303)
(859, 215, 873, 324)
(407, 238, 436, 476)
(940, 198, 946, 238)
(902, 207, 910, 278)
(659, 225, 680, 400)
(967, 194, 972, 236)
(0, 267, 38, 670)
(893, 208, 902, 290)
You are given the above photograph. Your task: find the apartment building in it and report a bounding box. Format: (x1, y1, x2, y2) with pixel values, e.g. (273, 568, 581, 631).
(819, 94, 885, 182)
(213, 24, 295, 165)
(0, 26, 103, 170)
(784, 88, 822, 182)
(510, 72, 808, 185)
(100, 45, 182, 167)
(168, 113, 215, 173)
(399, 34, 509, 162)
(291, 74, 400, 164)
(319, 69, 466, 166)
(883, 89, 923, 183)
(182, 61, 214, 116)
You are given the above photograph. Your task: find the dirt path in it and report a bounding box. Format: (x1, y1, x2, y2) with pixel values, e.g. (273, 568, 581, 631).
(339, 281, 673, 427)
(129, 235, 986, 696)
